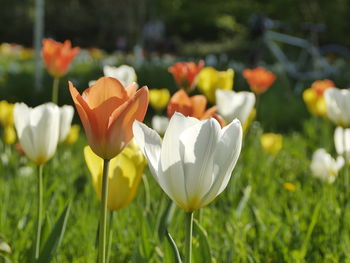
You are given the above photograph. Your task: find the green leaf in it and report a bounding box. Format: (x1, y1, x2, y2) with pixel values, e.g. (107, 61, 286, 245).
(139, 218, 153, 259)
(36, 203, 71, 263)
(192, 219, 212, 263)
(158, 201, 176, 241)
(163, 231, 182, 263)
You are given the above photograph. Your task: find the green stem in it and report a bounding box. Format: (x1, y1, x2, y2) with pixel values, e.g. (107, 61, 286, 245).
(106, 211, 114, 263)
(184, 212, 194, 263)
(51, 77, 60, 104)
(142, 175, 151, 213)
(35, 164, 44, 259)
(98, 159, 110, 263)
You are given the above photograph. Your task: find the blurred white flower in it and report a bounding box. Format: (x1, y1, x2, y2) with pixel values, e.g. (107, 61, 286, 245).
(59, 105, 74, 143)
(334, 126, 350, 161)
(310, 148, 344, 184)
(103, 65, 137, 87)
(151, 115, 169, 136)
(216, 89, 255, 125)
(324, 88, 350, 127)
(14, 103, 60, 165)
(133, 112, 242, 211)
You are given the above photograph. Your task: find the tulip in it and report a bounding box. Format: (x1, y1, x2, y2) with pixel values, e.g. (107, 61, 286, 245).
(84, 140, 146, 211)
(260, 133, 282, 155)
(324, 88, 350, 127)
(58, 105, 74, 143)
(243, 67, 276, 94)
(310, 148, 344, 184)
(4, 125, 16, 145)
(14, 103, 60, 165)
(167, 89, 225, 127)
(103, 65, 137, 87)
(216, 89, 255, 126)
(0, 100, 14, 127)
(283, 182, 296, 192)
(64, 124, 80, 144)
(149, 88, 170, 111)
(13, 102, 60, 259)
(168, 60, 204, 92)
(133, 112, 242, 263)
(303, 79, 334, 117)
(42, 39, 80, 78)
(334, 126, 350, 163)
(151, 115, 169, 136)
(69, 76, 149, 160)
(42, 39, 80, 104)
(197, 67, 234, 104)
(69, 76, 148, 263)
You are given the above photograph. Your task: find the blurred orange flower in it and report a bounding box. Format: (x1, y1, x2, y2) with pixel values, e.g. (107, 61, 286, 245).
(42, 39, 80, 77)
(243, 67, 276, 94)
(167, 89, 224, 126)
(69, 77, 149, 159)
(311, 79, 335, 96)
(168, 60, 204, 92)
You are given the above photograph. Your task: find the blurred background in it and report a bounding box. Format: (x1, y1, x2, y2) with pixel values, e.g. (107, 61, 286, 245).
(0, 0, 350, 131)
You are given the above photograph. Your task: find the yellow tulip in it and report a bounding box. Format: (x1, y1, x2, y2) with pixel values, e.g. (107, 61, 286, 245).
(283, 182, 296, 192)
(243, 108, 256, 134)
(260, 133, 282, 155)
(197, 67, 234, 104)
(64, 124, 80, 144)
(3, 125, 16, 144)
(303, 88, 327, 117)
(0, 100, 14, 126)
(149, 89, 170, 111)
(84, 140, 146, 211)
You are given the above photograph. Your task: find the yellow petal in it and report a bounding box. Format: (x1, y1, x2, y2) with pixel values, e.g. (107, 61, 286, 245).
(260, 133, 283, 155)
(4, 125, 16, 144)
(64, 124, 80, 144)
(149, 89, 170, 111)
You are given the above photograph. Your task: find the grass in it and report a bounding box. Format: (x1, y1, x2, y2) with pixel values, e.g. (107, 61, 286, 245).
(1, 116, 349, 263)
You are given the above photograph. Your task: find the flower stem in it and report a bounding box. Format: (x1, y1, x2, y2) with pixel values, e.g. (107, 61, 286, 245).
(106, 211, 114, 263)
(98, 159, 110, 263)
(51, 77, 60, 104)
(184, 211, 194, 263)
(35, 164, 44, 259)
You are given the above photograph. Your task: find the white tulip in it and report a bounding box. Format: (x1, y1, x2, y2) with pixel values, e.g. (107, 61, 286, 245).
(324, 88, 350, 127)
(133, 112, 243, 211)
(59, 105, 74, 143)
(310, 148, 344, 184)
(14, 103, 60, 165)
(151, 115, 169, 136)
(216, 89, 255, 124)
(103, 65, 137, 87)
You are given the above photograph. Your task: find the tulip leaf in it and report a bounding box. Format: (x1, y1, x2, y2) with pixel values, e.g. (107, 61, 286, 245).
(163, 230, 182, 263)
(139, 218, 153, 259)
(36, 203, 71, 263)
(192, 219, 212, 263)
(158, 200, 176, 241)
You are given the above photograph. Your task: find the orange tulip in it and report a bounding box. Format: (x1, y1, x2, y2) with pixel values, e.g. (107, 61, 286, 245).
(167, 89, 224, 126)
(311, 79, 335, 97)
(42, 39, 80, 77)
(243, 67, 276, 94)
(69, 77, 149, 159)
(168, 60, 204, 92)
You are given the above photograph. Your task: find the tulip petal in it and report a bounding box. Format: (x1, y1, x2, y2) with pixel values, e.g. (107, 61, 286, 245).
(201, 119, 242, 207)
(133, 121, 162, 179)
(190, 95, 206, 119)
(84, 146, 103, 196)
(160, 113, 199, 208)
(178, 118, 221, 210)
(59, 105, 74, 142)
(334, 126, 344, 155)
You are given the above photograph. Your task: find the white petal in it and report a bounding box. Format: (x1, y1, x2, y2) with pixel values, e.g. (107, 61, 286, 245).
(334, 126, 344, 155)
(178, 118, 221, 210)
(160, 112, 200, 209)
(151, 115, 169, 135)
(201, 119, 243, 206)
(59, 105, 74, 142)
(14, 103, 30, 138)
(103, 65, 137, 87)
(132, 120, 162, 179)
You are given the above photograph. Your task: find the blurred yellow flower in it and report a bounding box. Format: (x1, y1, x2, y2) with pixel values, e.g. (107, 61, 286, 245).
(0, 100, 14, 126)
(283, 182, 296, 192)
(149, 89, 170, 111)
(243, 108, 256, 134)
(84, 140, 146, 211)
(303, 79, 334, 118)
(64, 124, 80, 144)
(260, 133, 282, 155)
(4, 125, 16, 144)
(197, 67, 234, 104)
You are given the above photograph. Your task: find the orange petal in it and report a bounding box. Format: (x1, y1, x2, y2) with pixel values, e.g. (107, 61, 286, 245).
(125, 82, 138, 97)
(83, 77, 128, 109)
(190, 95, 207, 119)
(105, 86, 149, 159)
(167, 89, 192, 118)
